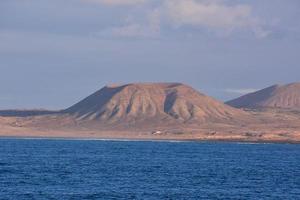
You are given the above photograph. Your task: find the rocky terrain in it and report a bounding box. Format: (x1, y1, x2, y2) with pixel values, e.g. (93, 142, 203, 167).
(0, 82, 300, 143)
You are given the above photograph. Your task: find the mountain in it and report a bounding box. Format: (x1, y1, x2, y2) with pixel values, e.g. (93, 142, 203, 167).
(64, 83, 248, 126)
(226, 83, 300, 110)
(1, 82, 300, 142)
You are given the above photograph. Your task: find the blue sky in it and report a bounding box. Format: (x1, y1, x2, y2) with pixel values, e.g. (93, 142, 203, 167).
(0, 0, 300, 109)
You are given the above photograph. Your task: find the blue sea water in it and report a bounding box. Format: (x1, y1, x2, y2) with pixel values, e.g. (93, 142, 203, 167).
(0, 139, 299, 200)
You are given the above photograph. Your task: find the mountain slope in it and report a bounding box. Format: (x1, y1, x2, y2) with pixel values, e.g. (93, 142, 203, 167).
(226, 83, 300, 110)
(64, 83, 248, 125)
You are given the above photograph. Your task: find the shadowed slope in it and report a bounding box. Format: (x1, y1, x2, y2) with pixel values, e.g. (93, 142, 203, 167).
(227, 83, 300, 110)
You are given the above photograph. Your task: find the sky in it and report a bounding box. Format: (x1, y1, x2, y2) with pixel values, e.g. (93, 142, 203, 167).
(0, 0, 300, 109)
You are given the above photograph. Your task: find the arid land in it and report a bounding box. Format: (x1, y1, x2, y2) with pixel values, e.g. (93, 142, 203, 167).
(1, 83, 300, 143)
(0, 108, 299, 143)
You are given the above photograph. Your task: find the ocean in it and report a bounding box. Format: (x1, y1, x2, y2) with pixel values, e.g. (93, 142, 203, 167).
(0, 138, 299, 199)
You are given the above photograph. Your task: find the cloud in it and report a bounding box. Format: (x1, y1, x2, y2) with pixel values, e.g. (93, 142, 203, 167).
(224, 88, 258, 95)
(101, 23, 157, 38)
(163, 0, 268, 37)
(84, 0, 146, 6)
(164, 0, 252, 28)
(90, 0, 269, 38)
(97, 8, 160, 38)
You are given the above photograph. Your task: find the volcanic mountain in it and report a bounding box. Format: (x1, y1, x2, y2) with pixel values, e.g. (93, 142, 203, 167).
(64, 83, 248, 126)
(226, 83, 300, 110)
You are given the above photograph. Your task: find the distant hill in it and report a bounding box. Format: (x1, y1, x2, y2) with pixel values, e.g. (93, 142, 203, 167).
(0, 109, 59, 117)
(64, 82, 248, 126)
(226, 83, 300, 110)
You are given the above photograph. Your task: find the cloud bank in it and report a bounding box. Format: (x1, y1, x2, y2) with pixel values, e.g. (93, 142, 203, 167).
(164, 0, 253, 29)
(86, 0, 269, 38)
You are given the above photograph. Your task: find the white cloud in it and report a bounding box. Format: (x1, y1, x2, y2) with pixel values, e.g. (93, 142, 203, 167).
(164, 0, 252, 28)
(84, 0, 146, 6)
(90, 0, 269, 38)
(162, 0, 268, 37)
(224, 88, 258, 95)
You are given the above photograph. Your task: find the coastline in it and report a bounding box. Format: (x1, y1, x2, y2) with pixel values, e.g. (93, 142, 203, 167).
(1, 135, 299, 144)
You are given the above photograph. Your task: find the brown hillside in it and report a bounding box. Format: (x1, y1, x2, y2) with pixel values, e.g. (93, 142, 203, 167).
(226, 83, 300, 110)
(65, 83, 248, 125)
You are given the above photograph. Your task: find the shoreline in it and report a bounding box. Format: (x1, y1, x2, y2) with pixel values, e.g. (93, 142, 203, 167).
(1, 135, 299, 144)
